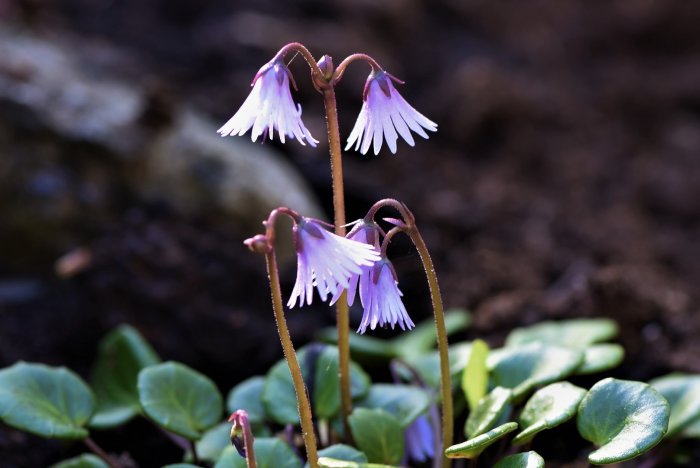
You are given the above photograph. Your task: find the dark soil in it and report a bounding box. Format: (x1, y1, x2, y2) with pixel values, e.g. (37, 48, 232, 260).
(1, 0, 700, 466)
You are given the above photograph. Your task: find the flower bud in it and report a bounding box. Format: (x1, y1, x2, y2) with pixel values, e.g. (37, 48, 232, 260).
(243, 234, 272, 254)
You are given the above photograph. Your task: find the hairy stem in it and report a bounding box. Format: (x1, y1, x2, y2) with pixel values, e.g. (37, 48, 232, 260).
(84, 437, 120, 468)
(265, 249, 319, 468)
(321, 84, 354, 439)
(406, 225, 453, 468)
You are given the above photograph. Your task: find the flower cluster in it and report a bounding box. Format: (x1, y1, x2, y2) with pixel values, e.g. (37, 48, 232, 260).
(220, 56, 435, 154)
(289, 217, 414, 334)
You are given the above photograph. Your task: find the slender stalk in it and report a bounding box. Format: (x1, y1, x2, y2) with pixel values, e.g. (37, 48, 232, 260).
(321, 83, 354, 438)
(84, 437, 120, 468)
(406, 225, 453, 468)
(189, 440, 200, 465)
(265, 249, 319, 468)
(240, 412, 258, 468)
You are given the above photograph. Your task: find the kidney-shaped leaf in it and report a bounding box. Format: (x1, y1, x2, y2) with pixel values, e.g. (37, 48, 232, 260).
(227, 376, 266, 426)
(513, 382, 586, 445)
(51, 454, 108, 468)
(138, 362, 223, 440)
(0, 362, 94, 439)
(506, 319, 618, 348)
(349, 408, 404, 466)
(317, 444, 368, 464)
(445, 422, 518, 459)
(465, 387, 512, 438)
(357, 384, 431, 428)
(651, 374, 700, 438)
(493, 451, 544, 468)
(314, 347, 371, 419)
(397, 343, 472, 390)
(488, 344, 583, 401)
(577, 378, 670, 465)
(215, 438, 301, 468)
(318, 458, 396, 468)
(90, 325, 160, 429)
(576, 344, 624, 375)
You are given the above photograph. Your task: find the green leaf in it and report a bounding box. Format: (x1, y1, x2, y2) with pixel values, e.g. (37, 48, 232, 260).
(164, 465, 200, 468)
(465, 387, 512, 438)
(263, 346, 370, 425)
(493, 451, 545, 468)
(463, 339, 489, 412)
(357, 384, 431, 428)
(391, 310, 471, 358)
(506, 319, 618, 348)
(89, 325, 160, 429)
(138, 361, 223, 440)
(190, 422, 232, 463)
(445, 422, 518, 459)
(576, 344, 625, 375)
(513, 382, 586, 445)
(51, 454, 109, 468)
(317, 444, 368, 464)
(0, 362, 94, 439)
(682, 418, 700, 438)
(215, 439, 301, 468)
(318, 458, 397, 468)
(577, 378, 670, 465)
(348, 408, 404, 466)
(397, 343, 472, 390)
(488, 343, 583, 401)
(650, 374, 700, 438)
(314, 347, 371, 419)
(227, 376, 266, 426)
(317, 330, 400, 361)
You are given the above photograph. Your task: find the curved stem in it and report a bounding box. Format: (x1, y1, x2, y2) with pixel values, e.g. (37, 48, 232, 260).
(406, 225, 453, 468)
(265, 249, 319, 468)
(333, 53, 383, 84)
(321, 84, 354, 439)
(273, 42, 324, 78)
(84, 437, 120, 468)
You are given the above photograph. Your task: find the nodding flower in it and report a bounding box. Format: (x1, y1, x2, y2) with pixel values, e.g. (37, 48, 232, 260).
(287, 218, 380, 308)
(356, 258, 415, 334)
(346, 70, 437, 155)
(218, 59, 318, 146)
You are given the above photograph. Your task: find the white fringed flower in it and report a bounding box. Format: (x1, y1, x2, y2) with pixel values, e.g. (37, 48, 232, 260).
(288, 218, 380, 308)
(357, 259, 415, 334)
(346, 70, 437, 155)
(218, 60, 318, 146)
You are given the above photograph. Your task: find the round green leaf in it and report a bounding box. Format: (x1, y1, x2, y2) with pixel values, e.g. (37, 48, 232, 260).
(465, 387, 512, 438)
(90, 325, 160, 429)
(314, 347, 371, 419)
(513, 382, 586, 445)
(577, 378, 670, 464)
(164, 465, 199, 468)
(0, 362, 94, 439)
(494, 451, 545, 468)
(262, 346, 369, 425)
(506, 319, 618, 348)
(318, 458, 396, 468)
(215, 438, 301, 468)
(445, 422, 518, 459)
(138, 361, 223, 440)
(317, 444, 368, 464)
(576, 344, 625, 375)
(397, 343, 472, 390)
(317, 329, 400, 362)
(51, 454, 109, 468)
(227, 376, 266, 426)
(651, 374, 700, 438)
(391, 310, 471, 358)
(357, 384, 431, 428)
(188, 422, 232, 463)
(349, 408, 404, 466)
(488, 343, 583, 401)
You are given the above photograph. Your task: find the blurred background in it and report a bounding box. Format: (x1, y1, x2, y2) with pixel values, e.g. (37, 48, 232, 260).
(1, 0, 699, 465)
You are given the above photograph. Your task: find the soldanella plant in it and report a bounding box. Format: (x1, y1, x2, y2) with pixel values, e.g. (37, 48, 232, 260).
(1, 42, 698, 468)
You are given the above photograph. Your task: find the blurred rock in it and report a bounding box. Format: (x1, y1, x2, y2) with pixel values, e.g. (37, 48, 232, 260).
(0, 24, 322, 270)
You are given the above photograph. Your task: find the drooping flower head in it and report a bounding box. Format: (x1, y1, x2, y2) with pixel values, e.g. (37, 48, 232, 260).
(218, 59, 318, 146)
(288, 218, 380, 308)
(346, 70, 437, 155)
(357, 257, 415, 334)
(404, 414, 436, 463)
(330, 220, 382, 307)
